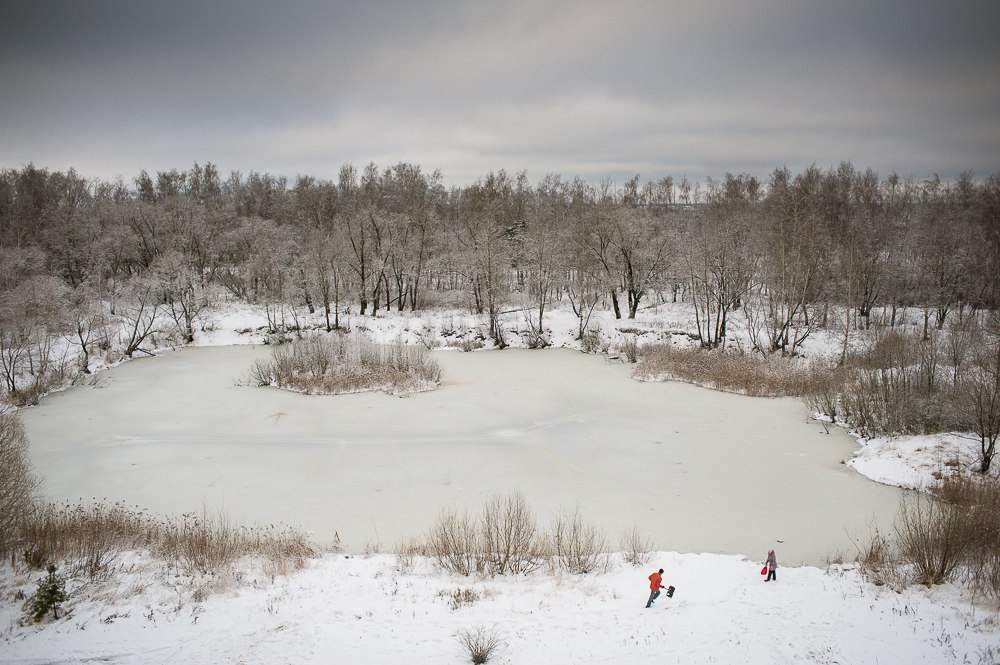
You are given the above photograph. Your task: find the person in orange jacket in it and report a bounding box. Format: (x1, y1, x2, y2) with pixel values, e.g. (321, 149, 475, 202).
(646, 568, 665, 607)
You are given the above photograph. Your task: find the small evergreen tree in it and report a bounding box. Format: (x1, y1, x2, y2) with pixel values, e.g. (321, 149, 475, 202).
(28, 564, 67, 621)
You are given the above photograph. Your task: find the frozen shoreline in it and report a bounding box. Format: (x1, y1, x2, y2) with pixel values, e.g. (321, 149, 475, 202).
(6, 302, 999, 665)
(21, 344, 902, 565)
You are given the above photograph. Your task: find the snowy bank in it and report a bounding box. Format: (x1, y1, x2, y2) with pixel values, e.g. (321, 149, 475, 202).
(3, 552, 998, 665)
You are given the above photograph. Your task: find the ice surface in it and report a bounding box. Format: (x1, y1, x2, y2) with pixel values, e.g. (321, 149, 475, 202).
(21, 345, 902, 564)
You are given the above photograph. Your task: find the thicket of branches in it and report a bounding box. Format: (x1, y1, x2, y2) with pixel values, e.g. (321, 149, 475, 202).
(425, 492, 619, 577)
(859, 476, 1000, 603)
(2, 162, 997, 397)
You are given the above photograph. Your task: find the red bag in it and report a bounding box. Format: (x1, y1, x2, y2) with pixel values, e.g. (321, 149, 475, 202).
(760, 565, 768, 575)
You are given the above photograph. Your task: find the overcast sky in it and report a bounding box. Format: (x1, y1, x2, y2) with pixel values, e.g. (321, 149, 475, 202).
(2, 0, 998, 187)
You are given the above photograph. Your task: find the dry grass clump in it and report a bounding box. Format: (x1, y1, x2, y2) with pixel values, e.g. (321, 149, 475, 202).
(456, 625, 503, 665)
(15, 502, 316, 580)
(439, 586, 481, 610)
(158, 511, 314, 576)
(635, 343, 838, 397)
(20, 501, 150, 577)
(250, 334, 442, 395)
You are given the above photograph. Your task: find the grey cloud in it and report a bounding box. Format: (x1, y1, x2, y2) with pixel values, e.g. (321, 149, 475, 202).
(1, 0, 998, 184)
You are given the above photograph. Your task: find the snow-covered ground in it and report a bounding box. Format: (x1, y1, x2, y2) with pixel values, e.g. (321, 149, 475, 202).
(4, 299, 998, 664)
(3, 551, 997, 664)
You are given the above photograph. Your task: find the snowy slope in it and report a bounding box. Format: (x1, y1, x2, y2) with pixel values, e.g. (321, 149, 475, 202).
(4, 552, 998, 665)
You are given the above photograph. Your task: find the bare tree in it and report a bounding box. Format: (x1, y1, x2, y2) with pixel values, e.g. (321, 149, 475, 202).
(757, 167, 829, 355)
(65, 284, 108, 373)
(0, 275, 69, 401)
(962, 321, 1000, 474)
(452, 172, 524, 348)
(685, 176, 757, 348)
(151, 250, 207, 344)
(117, 278, 161, 357)
(610, 208, 672, 319)
(0, 409, 38, 556)
(521, 177, 568, 346)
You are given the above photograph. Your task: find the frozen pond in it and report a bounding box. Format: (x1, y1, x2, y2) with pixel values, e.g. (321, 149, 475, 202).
(21, 346, 903, 565)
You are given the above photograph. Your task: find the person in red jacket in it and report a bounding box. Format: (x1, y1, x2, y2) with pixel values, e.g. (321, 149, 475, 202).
(646, 568, 665, 608)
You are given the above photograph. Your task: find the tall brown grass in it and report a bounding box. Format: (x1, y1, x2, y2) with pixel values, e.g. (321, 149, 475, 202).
(16, 501, 315, 579)
(635, 344, 839, 397)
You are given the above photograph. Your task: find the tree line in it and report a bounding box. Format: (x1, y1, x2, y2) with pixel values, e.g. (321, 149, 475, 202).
(0, 161, 998, 395)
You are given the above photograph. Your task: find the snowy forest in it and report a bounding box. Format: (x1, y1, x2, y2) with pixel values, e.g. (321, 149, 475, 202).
(3, 163, 998, 343)
(1, 162, 999, 466)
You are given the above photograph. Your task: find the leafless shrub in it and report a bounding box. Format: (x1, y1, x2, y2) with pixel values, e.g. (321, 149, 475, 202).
(934, 476, 1000, 599)
(619, 525, 653, 566)
(895, 492, 976, 586)
(857, 476, 1000, 601)
(0, 410, 38, 558)
(840, 329, 966, 438)
(804, 369, 850, 422)
(546, 506, 610, 574)
(480, 491, 544, 576)
(251, 334, 442, 395)
(456, 625, 503, 665)
(427, 508, 481, 576)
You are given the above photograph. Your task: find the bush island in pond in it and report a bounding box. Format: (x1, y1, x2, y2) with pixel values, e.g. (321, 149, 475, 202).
(250, 334, 442, 396)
